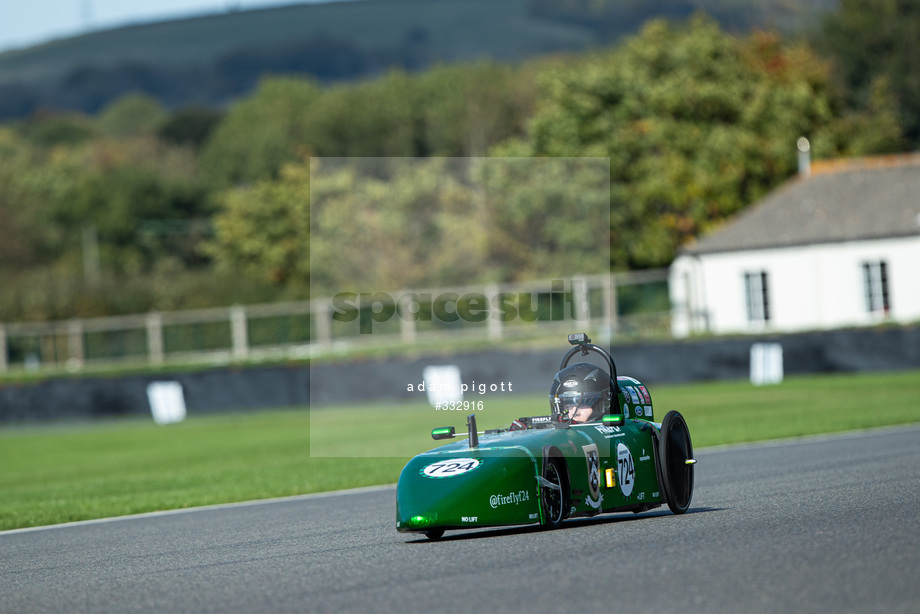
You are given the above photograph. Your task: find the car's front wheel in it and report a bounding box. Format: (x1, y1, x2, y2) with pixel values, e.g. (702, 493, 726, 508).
(539, 457, 567, 529)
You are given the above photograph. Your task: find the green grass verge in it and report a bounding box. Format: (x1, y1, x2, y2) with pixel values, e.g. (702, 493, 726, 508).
(2, 369, 918, 531)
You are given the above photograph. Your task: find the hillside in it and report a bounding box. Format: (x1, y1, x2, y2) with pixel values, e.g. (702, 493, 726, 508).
(0, 0, 836, 118)
(0, 0, 596, 117)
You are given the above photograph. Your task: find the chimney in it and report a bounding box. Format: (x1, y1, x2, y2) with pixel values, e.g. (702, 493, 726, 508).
(797, 137, 811, 177)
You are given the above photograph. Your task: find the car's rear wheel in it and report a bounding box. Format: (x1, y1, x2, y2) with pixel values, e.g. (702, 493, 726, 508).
(539, 457, 567, 529)
(658, 410, 694, 514)
(425, 529, 444, 540)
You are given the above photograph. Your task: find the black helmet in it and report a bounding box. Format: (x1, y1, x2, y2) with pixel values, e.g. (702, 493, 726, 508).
(549, 362, 613, 423)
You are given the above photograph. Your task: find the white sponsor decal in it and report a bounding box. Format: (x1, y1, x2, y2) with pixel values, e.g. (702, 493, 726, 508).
(585, 493, 604, 509)
(489, 489, 530, 508)
(636, 406, 644, 417)
(529, 513, 539, 520)
(627, 387, 641, 404)
(644, 405, 653, 419)
(596, 425, 625, 438)
(462, 516, 478, 522)
(617, 442, 635, 497)
(423, 458, 481, 478)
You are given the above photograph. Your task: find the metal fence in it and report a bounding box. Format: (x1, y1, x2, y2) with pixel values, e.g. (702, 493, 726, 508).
(0, 271, 670, 373)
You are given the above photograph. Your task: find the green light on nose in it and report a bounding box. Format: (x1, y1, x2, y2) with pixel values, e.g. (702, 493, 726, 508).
(431, 427, 456, 440)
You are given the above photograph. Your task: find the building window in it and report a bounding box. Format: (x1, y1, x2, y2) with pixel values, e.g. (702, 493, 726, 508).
(744, 271, 770, 325)
(863, 261, 890, 315)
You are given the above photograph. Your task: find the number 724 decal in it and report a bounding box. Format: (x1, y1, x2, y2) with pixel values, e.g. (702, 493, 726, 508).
(616, 443, 635, 497)
(422, 458, 481, 478)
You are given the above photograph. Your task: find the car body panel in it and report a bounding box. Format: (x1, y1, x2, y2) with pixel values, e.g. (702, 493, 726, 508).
(396, 383, 666, 534)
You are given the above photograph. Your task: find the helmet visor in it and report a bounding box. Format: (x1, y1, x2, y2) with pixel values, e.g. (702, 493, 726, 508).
(551, 390, 608, 423)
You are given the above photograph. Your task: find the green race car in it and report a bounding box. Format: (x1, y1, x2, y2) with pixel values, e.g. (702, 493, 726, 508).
(396, 333, 695, 540)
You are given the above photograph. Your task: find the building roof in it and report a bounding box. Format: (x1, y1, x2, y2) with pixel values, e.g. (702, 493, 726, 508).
(680, 153, 920, 256)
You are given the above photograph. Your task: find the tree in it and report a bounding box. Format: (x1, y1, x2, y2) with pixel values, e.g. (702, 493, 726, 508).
(301, 69, 422, 158)
(200, 77, 322, 186)
(43, 136, 212, 276)
(0, 128, 84, 270)
(210, 156, 614, 295)
(201, 61, 541, 188)
(814, 0, 920, 146)
(498, 15, 902, 269)
(96, 92, 168, 137)
(309, 158, 485, 295)
(475, 157, 610, 281)
(20, 111, 96, 147)
(415, 62, 537, 157)
(207, 158, 311, 288)
(158, 106, 223, 149)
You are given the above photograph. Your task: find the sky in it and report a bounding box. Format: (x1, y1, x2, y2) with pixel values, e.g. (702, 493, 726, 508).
(0, 1, 339, 54)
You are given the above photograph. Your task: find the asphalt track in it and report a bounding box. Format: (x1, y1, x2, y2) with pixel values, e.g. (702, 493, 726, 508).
(2, 425, 918, 614)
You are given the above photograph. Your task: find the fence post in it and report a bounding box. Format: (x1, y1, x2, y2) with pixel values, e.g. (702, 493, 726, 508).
(40, 328, 55, 368)
(606, 274, 619, 335)
(313, 299, 332, 349)
(572, 278, 590, 329)
(0, 324, 7, 372)
(230, 306, 249, 359)
(397, 294, 417, 343)
(486, 284, 503, 340)
(67, 320, 84, 369)
(147, 312, 164, 365)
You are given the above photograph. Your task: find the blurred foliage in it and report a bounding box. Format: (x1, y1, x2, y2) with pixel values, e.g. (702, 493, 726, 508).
(207, 158, 311, 289)
(0, 265, 282, 322)
(309, 158, 487, 294)
(48, 137, 212, 275)
(305, 157, 609, 295)
(18, 112, 97, 147)
(157, 107, 224, 149)
(96, 92, 169, 138)
(201, 63, 535, 186)
(474, 157, 610, 281)
(0, 8, 910, 324)
(200, 78, 322, 186)
(497, 15, 902, 269)
(0, 118, 271, 321)
(813, 0, 920, 147)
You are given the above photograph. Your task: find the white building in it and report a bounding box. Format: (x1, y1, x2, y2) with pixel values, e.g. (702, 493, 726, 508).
(670, 154, 920, 337)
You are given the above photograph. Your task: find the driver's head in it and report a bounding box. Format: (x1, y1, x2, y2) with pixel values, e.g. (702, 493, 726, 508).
(549, 363, 613, 423)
